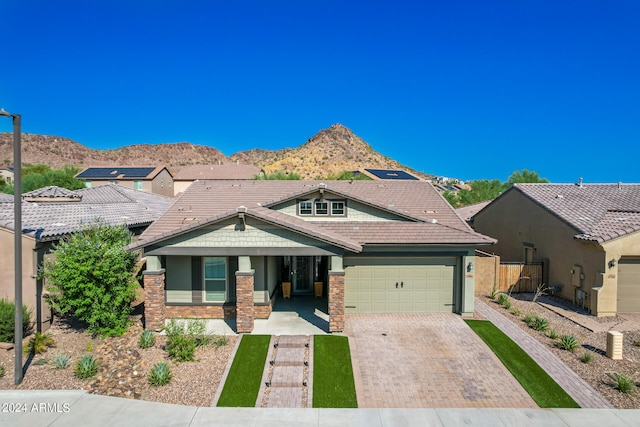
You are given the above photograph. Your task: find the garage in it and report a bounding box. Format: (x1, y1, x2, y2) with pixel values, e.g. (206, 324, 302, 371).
(618, 258, 640, 313)
(344, 257, 458, 313)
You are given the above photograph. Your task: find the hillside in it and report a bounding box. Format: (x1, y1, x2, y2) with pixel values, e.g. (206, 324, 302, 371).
(0, 124, 425, 179)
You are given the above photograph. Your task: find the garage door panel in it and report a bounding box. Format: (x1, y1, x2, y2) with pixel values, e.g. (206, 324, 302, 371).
(345, 258, 457, 314)
(618, 259, 640, 313)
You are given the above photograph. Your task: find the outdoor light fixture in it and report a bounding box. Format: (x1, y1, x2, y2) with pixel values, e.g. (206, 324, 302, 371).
(0, 108, 23, 385)
(467, 262, 474, 272)
(609, 259, 617, 269)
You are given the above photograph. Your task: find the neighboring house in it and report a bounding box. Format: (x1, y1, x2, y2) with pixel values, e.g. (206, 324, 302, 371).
(75, 166, 175, 197)
(0, 166, 14, 184)
(128, 180, 495, 333)
(472, 182, 640, 316)
(455, 201, 492, 224)
(0, 185, 175, 331)
(172, 164, 264, 195)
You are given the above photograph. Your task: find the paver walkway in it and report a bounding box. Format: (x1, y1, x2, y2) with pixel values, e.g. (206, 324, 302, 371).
(475, 298, 613, 408)
(345, 313, 537, 409)
(257, 335, 312, 408)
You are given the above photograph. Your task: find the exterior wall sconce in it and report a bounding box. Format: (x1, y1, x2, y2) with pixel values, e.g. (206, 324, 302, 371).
(467, 262, 474, 272)
(609, 259, 617, 268)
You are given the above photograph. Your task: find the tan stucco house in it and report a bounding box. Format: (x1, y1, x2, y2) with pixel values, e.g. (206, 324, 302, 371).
(171, 164, 264, 196)
(0, 185, 175, 331)
(127, 180, 495, 333)
(472, 182, 640, 316)
(76, 166, 175, 197)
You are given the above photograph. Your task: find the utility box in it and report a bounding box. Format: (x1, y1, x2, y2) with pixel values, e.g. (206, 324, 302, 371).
(606, 331, 623, 360)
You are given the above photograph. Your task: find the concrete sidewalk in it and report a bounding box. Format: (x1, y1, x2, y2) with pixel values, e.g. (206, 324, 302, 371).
(1, 390, 639, 426)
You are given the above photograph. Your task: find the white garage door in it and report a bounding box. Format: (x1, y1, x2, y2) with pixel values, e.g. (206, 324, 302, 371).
(618, 259, 640, 313)
(344, 257, 457, 313)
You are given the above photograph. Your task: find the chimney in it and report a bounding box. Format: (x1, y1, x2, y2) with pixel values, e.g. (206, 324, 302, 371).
(618, 181, 622, 190)
(578, 177, 583, 188)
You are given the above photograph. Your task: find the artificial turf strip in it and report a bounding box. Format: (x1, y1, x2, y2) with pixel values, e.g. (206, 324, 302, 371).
(313, 335, 358, 408)
(465, 320, 579, 408)
(216, 334, 271, 407)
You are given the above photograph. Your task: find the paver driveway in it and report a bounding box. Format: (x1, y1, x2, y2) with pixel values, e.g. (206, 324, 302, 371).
(345, 313, 537, 408)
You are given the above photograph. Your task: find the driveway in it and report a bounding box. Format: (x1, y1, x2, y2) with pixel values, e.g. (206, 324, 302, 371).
(344, 313, 537, 408)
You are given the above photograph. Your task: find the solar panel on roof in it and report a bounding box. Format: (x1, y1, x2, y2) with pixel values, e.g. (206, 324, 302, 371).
(364, 168, 419, 180)
(445, 185, 458, 191)
(77, 167, 157, 179)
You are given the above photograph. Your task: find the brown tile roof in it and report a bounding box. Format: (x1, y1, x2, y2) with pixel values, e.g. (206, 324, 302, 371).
(0, 185, 175, 241)
(455, 201, 492, 222)
(511, 183, 640, 243)
(172, 164, 262, 180)
(132, 180, 494, 250)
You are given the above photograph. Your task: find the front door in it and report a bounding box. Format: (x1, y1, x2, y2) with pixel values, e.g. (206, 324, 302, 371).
(292, 256, 313, 293)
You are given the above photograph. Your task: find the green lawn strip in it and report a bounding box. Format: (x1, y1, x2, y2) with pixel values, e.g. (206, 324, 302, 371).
(217, 334, 271, 407)
(465, 320, 579, 408)
(313, 335, 358, 408)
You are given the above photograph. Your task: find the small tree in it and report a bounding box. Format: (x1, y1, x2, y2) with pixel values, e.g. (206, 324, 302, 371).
(42, 222, 138, 336)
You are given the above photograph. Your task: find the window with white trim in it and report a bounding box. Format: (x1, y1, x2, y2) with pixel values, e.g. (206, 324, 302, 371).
(331, 201, 345, 215)
(299, 201, 313, 215)
(203, 257, 227, 302)
(297, 199, 347, 217)
(315, 201, 328, 215)
(134, 180, 143, 190)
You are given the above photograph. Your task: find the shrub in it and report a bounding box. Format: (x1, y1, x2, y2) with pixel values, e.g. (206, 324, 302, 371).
(148, 362, 172, 386)
(497, 293, 509, 306)
(557, 335, 579, 352)
(138, 330, 156, 349)
(523, 314, 535, 326)
(634, 339, 640, 347)
(511, 307, 521, 317)
(580, 351, 593, 364)
(212, 335, 229, 348)
(42, 223, 138, 337)
(74, 355, 99, 379)
(609, 372, 635, 393)
(165, 319, 208, 362)
(0, 298, 33, 343)
(51, 353, 72, 369)
(531, 317, 549, 332)
(489, 283, 499, 300)
(0, 364, 4, 378)
(545, 329, 559, 339)
(25, 332, 56, 355)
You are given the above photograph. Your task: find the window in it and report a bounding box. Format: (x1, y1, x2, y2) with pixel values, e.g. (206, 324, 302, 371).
(331, 201, 345, 215)
(299, 201, 313, 215)
(315, 201, 328, 215)
(110, 180, 118, 185)
(134, 180, 143, 190)
(84, 181, 92, 188)
(203, 257, 227, 302)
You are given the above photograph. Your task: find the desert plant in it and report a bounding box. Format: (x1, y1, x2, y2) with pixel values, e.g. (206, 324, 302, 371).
(502, 299, 512, 309)
(24, 332, 56, 355)
(557, 335, 579, 352)
(138, 330, 156, 349)
(87, 341, 93, 353)
(580, 351, 593, 364)
(532, 283, 550, 302)
(531, 317, 549, 332)
(545, 329, 559, 339)
(0, 364, 4, 378)
(165, 319, 208, 362)
(634, 339, 640, 347)
(523, 313, 535, 325)
(74, 354, 99, 379)
(609, 372, 635, 393)
(212, 335, 229, 348)
(489, 282, 499, 300)
(511, 307, 521, 317)
(0, 298, 33, 343)
(497, 293, 509, 305)
(51, 353, 72, 369)
(148, 362, 172, 386)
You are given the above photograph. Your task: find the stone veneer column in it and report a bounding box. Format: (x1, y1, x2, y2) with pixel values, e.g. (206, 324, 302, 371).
(235, 271, 255, 333)
(329, 271, 345, 332)
(143, 269, 166, 331)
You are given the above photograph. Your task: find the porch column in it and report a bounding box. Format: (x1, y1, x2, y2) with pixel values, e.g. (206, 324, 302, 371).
(236, 256, 255, 333)
(143, 255, 165, 331)
(329, 255, 345, 332)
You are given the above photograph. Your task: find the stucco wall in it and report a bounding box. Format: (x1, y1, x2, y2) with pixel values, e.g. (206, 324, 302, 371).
(151, 169, 174, 197)
(474, 190, 608, 315)
(601, 231, 640, 314)
(474, 254, 500, 296)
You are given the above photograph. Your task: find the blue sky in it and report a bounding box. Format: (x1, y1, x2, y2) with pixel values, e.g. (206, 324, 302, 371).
(1, 1, 638, 183)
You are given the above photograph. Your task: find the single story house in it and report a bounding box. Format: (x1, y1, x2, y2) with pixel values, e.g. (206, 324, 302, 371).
(472, 182, 640, 316)
(127, 180, 495, 333)
(172, 164, 264, 196)
(76, 166, 175, 197)
(0, 185, 175, 331)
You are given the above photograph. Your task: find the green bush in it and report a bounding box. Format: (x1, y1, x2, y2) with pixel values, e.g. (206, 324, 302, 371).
(557, 335, 579, 352)
(531, 317, 549, 332)
(74, 355, 99, 379)
(0, 364, 4, 378)
(212, 335, 229, 348)
(148, 362, 172, 386)
(511, 307, 521, 316)
(545, 329, 559, 340)
(51, 353, 72, 369)
(523, 314, 535, 325)
(42, 223, 138, 337)
(25, 332, 56, 355)
(165, 319, 208, 362)
(138, 330, 156, 349)
(0, 298, 33, 343)
(609, 372, 635, 393)
(497, 293, 509, 305)
(580, 351, 593, 364)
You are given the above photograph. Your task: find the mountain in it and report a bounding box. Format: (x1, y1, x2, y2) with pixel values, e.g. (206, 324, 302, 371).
(0, 124, 426, 179)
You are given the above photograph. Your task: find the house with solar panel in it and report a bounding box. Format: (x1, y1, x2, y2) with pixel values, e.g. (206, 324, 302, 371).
(75, 166, 175, 197)
(0, 185, 175, 331)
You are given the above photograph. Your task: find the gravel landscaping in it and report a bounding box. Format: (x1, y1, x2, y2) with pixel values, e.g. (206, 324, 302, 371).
(0, 314, 237, 407)
(480, 293, 640, 409)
